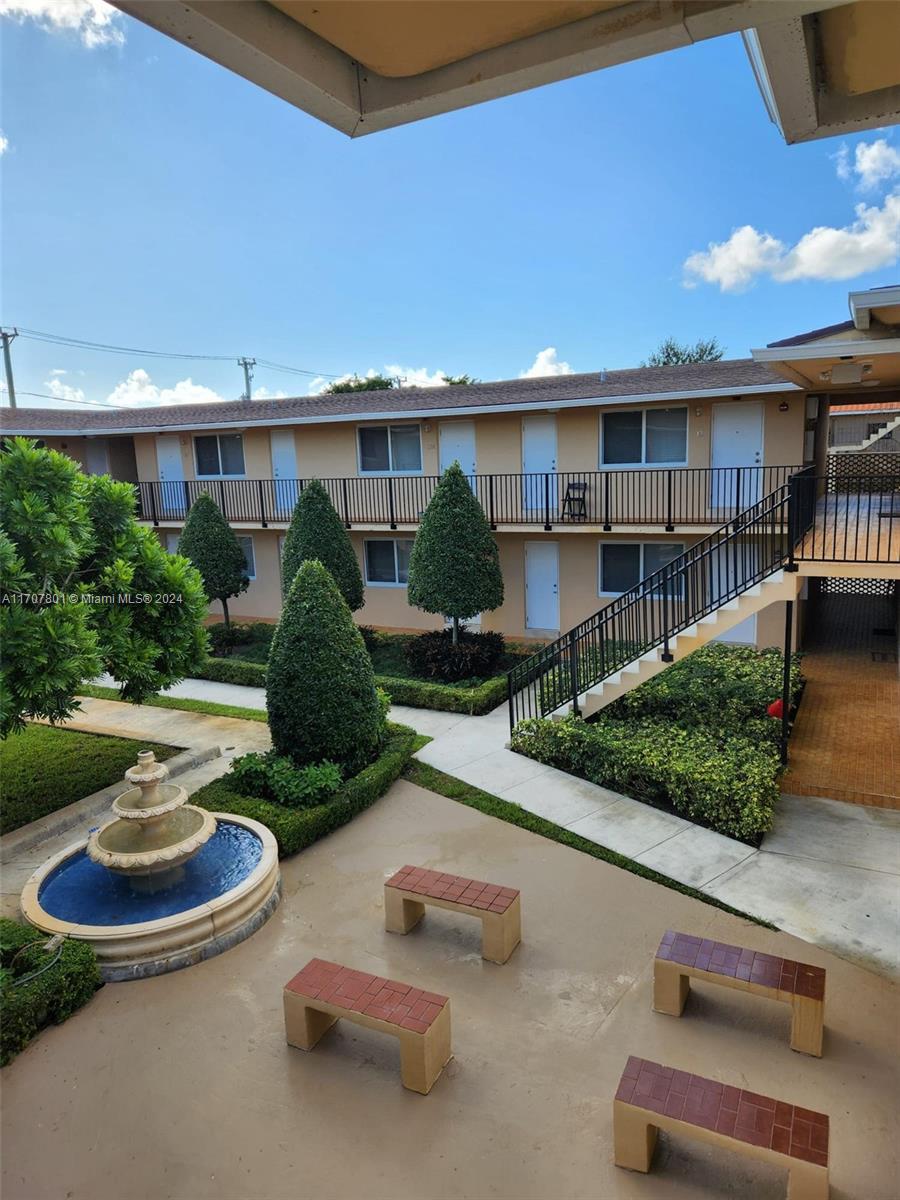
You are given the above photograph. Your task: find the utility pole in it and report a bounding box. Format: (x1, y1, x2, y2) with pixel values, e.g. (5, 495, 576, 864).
(1, 327, 18, 409)
(238, 357, 256, 401)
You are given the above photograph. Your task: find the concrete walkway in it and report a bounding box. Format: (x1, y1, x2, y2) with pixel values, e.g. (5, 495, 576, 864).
(68, 677, 900, 977)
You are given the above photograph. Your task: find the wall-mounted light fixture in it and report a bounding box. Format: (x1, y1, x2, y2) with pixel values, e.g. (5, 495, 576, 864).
(695, 407, 703, 417)
(778, 401, 789, 412)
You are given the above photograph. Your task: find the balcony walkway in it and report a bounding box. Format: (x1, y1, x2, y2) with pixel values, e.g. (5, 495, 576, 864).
(2, 774, 896, 1200)
(782, 591, 899, 809)
(796, 489, 900, 566)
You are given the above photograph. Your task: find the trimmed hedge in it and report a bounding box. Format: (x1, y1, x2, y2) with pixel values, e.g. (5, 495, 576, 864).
(280, 479, 364, 609)
(267, 561, 383, 773)
(192, 723, 418, 856)
(1, 919, 102, 1066)
(193, 655, 509, 716)
(512, 716, 780, 841)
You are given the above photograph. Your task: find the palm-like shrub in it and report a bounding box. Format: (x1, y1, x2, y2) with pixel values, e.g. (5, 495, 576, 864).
(178, 493, 249, 629)
(280, 480, 363, 609)
(407, 462, 503, 643)
(266, 560, 383, 774)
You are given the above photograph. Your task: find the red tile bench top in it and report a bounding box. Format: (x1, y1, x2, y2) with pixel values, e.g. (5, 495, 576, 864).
(657, 931, 826, 1000)
(285, 958, 448, 1035)
(386, 865, 519, 914)
(616, 1056, 829, 1168)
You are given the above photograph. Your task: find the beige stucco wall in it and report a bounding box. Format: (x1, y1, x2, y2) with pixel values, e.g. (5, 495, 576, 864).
(125, 391, 807, 483)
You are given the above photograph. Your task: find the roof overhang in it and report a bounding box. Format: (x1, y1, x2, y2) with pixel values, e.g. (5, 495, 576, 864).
(849, 286, 900, 331)
(752, 337, 900, 391)
(112, 0, 845, 139)
(0, 379, 799, 438)
(743, 2, 900, 144)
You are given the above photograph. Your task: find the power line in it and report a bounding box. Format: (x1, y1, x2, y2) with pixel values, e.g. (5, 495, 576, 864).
(11, 325, 340, 379)
(11, 390, 131, 410)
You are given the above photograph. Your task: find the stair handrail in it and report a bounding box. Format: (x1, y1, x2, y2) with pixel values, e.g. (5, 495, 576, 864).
(507, 469, 818, 730)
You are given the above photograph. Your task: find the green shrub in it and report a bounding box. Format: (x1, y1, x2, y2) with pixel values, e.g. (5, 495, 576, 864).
(281, 479, 364, 609)
(607, 643, 804, 741)
(1, 919, 102, 1066)
(193, 724, 417, 856)
(230, 751, 342, 808)
(404, 628, 505, 682)
(267, 560, 383, 774)
(196, 656, 266, 687)
(511, 715, 780, 841)
(177, 493, 249, 628)
(407, 462, 503, 643)
(377, 674, 508, 716)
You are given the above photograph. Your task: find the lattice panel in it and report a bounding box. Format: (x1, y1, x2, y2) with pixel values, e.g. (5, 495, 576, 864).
(827, 452, 900, 492)
(820, 577, 898, 597)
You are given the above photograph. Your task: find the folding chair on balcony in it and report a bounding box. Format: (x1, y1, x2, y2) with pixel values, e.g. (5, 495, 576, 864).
(560, 480, 588, 521)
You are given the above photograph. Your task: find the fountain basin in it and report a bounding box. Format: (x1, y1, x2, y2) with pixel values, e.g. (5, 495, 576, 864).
(88, 803, 217, 874)
(21, 814, 280, 981)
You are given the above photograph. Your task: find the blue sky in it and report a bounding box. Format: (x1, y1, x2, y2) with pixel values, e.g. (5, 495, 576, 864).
(2, 1, 899, 410)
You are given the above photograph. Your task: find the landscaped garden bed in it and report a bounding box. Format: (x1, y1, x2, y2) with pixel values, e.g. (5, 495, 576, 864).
(511, 644, 804, 843)
(1, 918, 102, 1066)
(199, 621, 535, 715)
(192, 721, 419, 856)
(0, 725, 178, 836)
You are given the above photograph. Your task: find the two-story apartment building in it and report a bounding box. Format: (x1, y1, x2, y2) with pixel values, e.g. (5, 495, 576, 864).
(3, 288, 898, 656)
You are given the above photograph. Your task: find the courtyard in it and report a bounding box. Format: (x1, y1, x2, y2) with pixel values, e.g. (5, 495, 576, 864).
(2, 775, 898, 1200)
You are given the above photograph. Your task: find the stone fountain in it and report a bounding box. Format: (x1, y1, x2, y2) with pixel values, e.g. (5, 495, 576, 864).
(21, 749, 281, 980)
(86, 750, 216, 884)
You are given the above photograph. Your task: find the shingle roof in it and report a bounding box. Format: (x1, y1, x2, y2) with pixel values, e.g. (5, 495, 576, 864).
(0, 357, 790, 435)
(767, 320, 855, 348)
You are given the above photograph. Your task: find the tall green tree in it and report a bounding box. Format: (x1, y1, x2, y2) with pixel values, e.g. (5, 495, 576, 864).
(177, 493, 248, 630)
(281, 480, 363, 608)
(267, 560, 383, 773)
(442, 374, 479, 385)
(407, 462, 503, 644)
(323, 374, 395, 394)
(0, 438, 207, 736)
(642, 336, 724, 367)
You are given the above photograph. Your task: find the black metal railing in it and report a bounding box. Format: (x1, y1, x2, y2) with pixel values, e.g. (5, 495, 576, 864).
(794, 471, 900, 564)
(507, 463, 900, 729)
(134, 465, 802, 530)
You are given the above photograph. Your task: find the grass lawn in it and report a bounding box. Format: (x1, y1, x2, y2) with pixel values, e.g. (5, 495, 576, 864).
(0, 724, 178, 835)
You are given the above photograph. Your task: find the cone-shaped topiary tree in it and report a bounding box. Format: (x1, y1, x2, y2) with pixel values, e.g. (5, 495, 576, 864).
(280, 480, 363, 609)
(266, 559, 383, 774)
(407, 461, 504, 644)
(178, 493, 249, 630)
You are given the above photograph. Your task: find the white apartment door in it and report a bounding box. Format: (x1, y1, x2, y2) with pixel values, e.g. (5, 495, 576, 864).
(525, 541, 559, 631)
(710, 401, 764, 512)
(155, 435, 185, 515)
(522, 414, 557, 515)
(84, 439, 110, 475)
(271, 430, 299, 519)
(439, 420, 476, 479)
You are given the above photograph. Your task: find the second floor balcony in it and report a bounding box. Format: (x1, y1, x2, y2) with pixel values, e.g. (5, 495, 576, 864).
(135, 465, 806, 532)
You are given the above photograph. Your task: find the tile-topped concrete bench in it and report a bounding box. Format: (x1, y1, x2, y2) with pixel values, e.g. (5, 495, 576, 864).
(384, 865, 521, 964)
(614, 1055, 829, 1199)
(654, 931, 826, 1057)
(283, 958, 451, 1094)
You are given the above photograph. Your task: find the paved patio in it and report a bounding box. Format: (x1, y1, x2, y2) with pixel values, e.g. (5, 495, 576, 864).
(782, 591, 899, 808)
(71, 677, 900, 977)
(2, 779, 897, 1200)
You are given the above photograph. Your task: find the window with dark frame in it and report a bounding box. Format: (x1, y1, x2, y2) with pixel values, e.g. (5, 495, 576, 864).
(364, 537, 414, 585)
(602, 408, 687, 466)
(358, 425, 422, 473)
(194, 433, 245, 477)
(599, 541, 684, 595)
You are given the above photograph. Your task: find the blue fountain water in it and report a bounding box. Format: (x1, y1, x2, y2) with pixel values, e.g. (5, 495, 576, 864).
(38, 821, 263, 925)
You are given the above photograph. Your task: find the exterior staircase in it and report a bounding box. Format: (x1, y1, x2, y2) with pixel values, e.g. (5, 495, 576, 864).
(832, 412, 900, 453)
(570, 569, 799, 718)
(508, 474, 815, 730)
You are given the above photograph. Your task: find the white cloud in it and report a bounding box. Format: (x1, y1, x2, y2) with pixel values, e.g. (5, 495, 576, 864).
(49, 367, 67, 376)
(0, 132, 8, 156)
(44, 375, 87, 404)
(520, 347, 574, 378)
(683, 191, 900, 291)
(0, 0, 124, 47)
(384, 364, 450, 389)
(105, 368, 226, 408)
(251, 386, 287, 401)
(835, 138, 900, 191)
